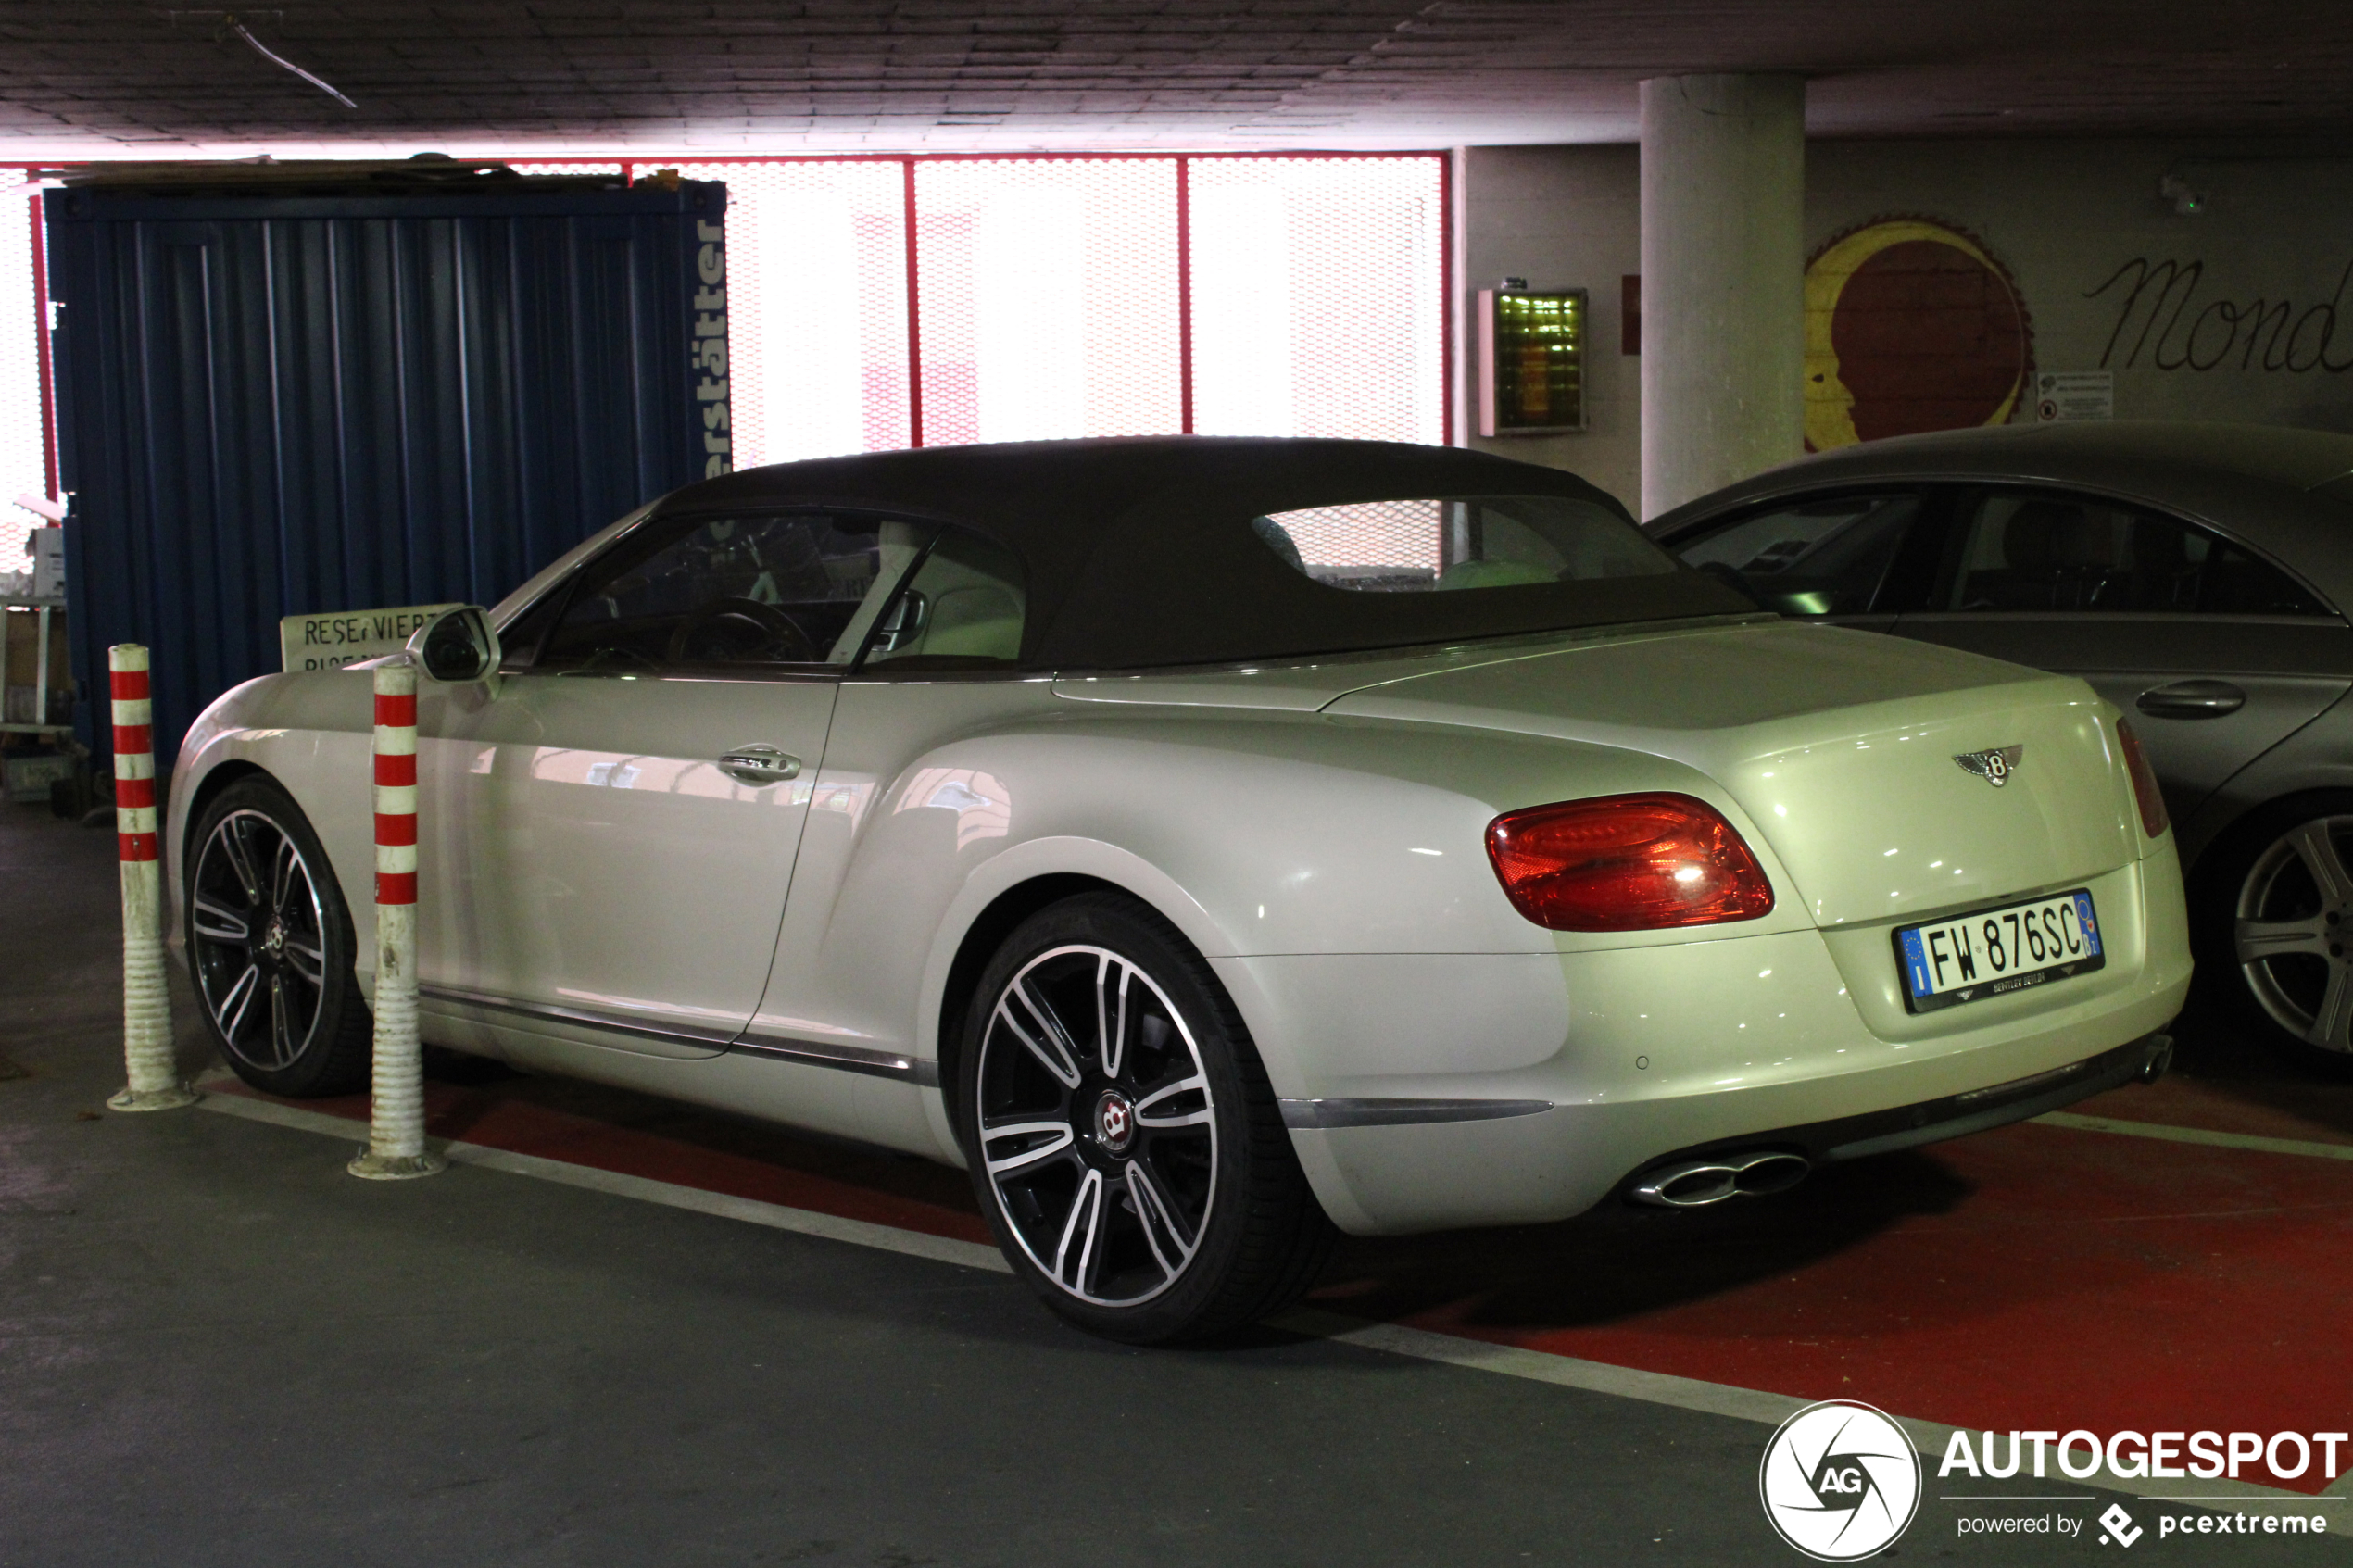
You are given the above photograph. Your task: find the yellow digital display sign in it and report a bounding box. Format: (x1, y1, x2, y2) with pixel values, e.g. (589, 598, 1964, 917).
(1479, 288, 1585, 436)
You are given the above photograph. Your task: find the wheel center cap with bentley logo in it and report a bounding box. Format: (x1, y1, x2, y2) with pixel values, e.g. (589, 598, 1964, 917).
(262, 918, 287, 959)
(1094, 1089, 1136, 1153)
(1954, 745, 2023, 787)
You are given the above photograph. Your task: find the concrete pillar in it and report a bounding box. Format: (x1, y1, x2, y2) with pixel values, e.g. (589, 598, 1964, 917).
(1639, 74, 1806, 519)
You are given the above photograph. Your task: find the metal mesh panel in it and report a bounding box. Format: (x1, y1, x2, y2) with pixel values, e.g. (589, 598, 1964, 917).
(912, 158, 1181, 447)
(1269, 499, 1441, 574)
(1189, 157, 1445, 446)
(670, 160, 912, 466)
(0, 180, 47, 571)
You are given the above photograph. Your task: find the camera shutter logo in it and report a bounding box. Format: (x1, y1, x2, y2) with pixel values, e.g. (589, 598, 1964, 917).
(1758, 1400, 1922, 1561)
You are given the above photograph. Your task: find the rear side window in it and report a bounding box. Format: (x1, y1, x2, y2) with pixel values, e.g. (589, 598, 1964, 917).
(861, 528, 1028, 672)
(1250, 495, 1675, 593)
(1941, 492, 2328, 617)
(536, 512, 935, 673)
(1669, 492, 1920, 616)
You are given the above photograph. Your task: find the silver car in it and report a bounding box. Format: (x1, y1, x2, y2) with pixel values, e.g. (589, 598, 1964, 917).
(169, 437, 2188, 1342)
(1650, 420, 2353, 1068)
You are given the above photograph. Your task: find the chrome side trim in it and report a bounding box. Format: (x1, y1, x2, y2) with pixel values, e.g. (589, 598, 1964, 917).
(730, 1033, 942, 1087)
(1277, 1097, 1554, 1130)
(418, 984, 736, 1049)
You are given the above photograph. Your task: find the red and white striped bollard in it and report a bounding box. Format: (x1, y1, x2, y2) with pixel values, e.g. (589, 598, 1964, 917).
(347, 658, 443, 1179)
(107, 645, 197, 1110)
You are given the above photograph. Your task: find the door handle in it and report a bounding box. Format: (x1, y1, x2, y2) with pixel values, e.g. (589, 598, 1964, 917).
(717, 745, 802, 785)
(2135, 679, 2246, 719)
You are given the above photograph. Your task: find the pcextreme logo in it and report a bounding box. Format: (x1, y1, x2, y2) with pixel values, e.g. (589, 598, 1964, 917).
(1759, 1400, 1924, 1561)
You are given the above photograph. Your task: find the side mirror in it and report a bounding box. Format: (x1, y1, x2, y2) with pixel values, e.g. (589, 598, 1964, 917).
(408, 606, 503, 684)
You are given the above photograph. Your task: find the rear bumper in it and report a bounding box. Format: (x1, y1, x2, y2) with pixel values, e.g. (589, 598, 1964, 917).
(1235, 846, 2192, 1236)
(1281, 985, 2184, 1236)
(1618, 1029, 2171, 1191)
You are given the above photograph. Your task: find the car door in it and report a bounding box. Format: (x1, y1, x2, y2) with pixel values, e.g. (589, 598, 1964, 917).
(1659, 487, 1941, 633)
(1893, 486, 2353, 823)
(417, 508, 930, 1057)
(735, 522, 1039, 1147)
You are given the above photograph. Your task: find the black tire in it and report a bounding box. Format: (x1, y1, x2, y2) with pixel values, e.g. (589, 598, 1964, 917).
(184, 775, 374, 1097)
(2193, 790, 2353, 1077)
(956, 893, 1335, 1344)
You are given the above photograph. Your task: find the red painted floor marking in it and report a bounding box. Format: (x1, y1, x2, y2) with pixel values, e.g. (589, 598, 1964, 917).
(212, 1068, 2352, 1493)
(1315, 1117, 2353, 1495)
(207, 1077, 994, 1247)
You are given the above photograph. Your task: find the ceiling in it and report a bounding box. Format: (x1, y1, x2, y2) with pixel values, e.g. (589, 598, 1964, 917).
(5, 1, 2352, 158)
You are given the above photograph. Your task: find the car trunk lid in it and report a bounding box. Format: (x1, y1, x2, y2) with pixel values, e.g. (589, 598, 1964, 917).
(1323, 620, 2141, 928)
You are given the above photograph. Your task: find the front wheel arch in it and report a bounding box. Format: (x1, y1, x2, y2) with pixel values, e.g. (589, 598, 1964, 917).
(177, 760, 269, 878)
(183, 772, 375, 1097)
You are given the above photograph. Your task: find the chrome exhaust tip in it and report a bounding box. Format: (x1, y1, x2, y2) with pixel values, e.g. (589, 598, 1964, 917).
(1630, 1149, 1811, 1208)
(2138, 1033, 2174, 1085)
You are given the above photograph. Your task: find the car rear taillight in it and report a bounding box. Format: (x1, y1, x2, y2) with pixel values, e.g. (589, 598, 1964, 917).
(1484, 793, 1776, 932)
(2116, 719, 2170, 838)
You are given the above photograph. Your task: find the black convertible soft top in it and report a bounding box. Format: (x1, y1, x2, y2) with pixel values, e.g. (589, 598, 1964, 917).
(657, 436, 1753, 671)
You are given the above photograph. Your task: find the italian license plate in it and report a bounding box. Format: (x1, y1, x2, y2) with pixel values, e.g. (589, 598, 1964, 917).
(1894, 890, 2105, 1013)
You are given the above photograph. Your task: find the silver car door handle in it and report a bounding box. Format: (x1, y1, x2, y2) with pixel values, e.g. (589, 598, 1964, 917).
(717, 746, 802, 784)
(2135, 679, 2246, 720)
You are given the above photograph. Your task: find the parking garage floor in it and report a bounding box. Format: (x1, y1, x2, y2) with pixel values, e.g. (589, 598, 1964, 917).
(4, 806, 2348, 1566)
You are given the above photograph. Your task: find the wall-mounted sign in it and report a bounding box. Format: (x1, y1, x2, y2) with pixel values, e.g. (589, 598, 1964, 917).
(280, 603, 463, 673)
(1805, 218, 2032, 451)
(2036, 371, 2113, 422)
(1478, 288, 1586, 436)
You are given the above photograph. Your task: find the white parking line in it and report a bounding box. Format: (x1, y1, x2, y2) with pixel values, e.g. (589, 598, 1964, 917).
(193, 1085, 2337, 1512)
(1271, 1311, 2325, 1511)
(1270, 1307, 1815, 1427)
(195, 1088, 1010, 1274)
(2035, 1110, 2353, 1162)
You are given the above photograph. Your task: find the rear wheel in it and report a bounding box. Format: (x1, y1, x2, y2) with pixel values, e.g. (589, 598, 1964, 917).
(185, 776, 373, 1097)
(2199, 792, 2353, 1074)
(957, 894, 1333, 1343)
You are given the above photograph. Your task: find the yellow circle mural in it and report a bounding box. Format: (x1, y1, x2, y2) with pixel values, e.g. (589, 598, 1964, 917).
(1805, 218, 2033, 451)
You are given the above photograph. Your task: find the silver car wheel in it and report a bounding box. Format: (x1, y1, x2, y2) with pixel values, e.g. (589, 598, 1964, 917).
(2233, 813, 2353, 1053)
(190, 809, 333, 1073)
(975, 943, 1219, 1308)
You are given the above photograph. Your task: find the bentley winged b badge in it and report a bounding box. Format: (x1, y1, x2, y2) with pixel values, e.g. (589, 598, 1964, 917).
(1954, 746, 2024, 787)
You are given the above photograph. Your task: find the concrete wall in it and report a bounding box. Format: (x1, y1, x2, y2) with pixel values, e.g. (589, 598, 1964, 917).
(1462, 144, 1644, 510)
(1463, 138, 2353, 515)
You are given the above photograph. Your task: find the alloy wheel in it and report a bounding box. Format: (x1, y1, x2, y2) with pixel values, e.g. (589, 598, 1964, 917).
(974, 944, 1218, 1307)
(189, 809, 333, 1072)
(2233, 813, 2353, 1053)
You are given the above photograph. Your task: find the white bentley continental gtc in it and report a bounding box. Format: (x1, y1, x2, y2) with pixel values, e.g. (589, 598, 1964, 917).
(168, 438, 2190, 1342)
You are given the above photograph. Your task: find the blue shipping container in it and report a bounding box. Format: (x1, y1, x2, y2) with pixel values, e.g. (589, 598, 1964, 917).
(45, 171, 733, 766)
